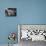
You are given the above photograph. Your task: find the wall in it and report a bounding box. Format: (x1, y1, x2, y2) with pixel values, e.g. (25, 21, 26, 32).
(0, 0, 46, 44)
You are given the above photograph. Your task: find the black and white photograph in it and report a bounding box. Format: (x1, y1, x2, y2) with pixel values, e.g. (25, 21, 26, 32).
(18, 25, 46, 46)
(5, 8, 17, 16)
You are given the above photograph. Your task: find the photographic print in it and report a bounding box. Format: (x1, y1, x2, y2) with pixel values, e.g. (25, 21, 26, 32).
(18, 24, 46, 46)
(5, 8, 17, 16)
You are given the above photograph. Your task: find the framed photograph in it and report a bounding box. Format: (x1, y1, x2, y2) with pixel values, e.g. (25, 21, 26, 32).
(5, 8, 17, 16)
(18, 24, 46, 41)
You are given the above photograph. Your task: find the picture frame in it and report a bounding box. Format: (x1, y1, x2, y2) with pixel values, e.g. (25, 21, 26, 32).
(5, 8, 17, 16)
